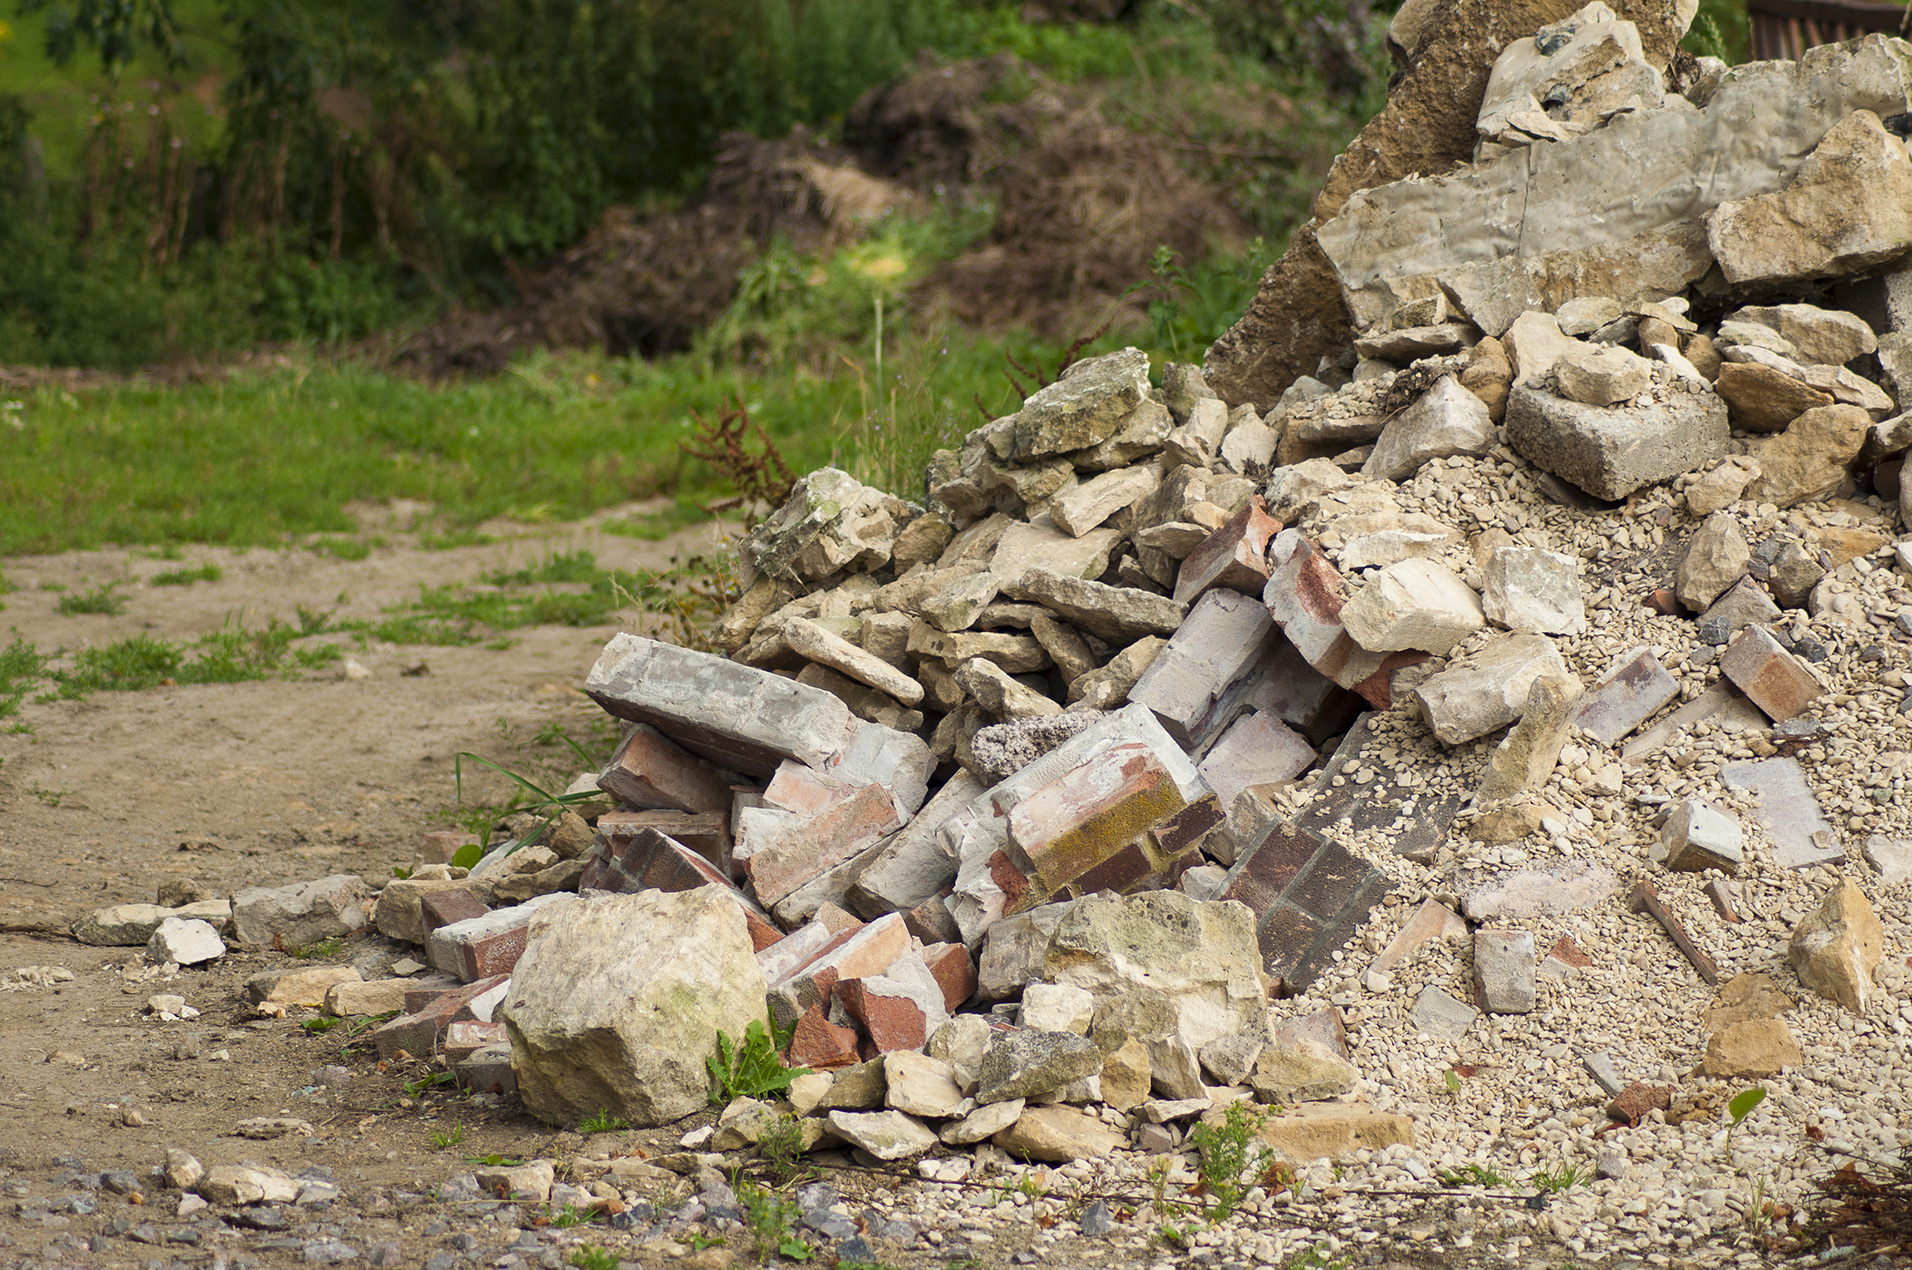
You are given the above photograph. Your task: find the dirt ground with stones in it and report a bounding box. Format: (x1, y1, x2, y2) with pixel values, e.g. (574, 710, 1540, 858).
(0, 522, 1610, 1270)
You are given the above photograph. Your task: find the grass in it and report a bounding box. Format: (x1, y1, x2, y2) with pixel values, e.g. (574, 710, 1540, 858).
(1439, 1162, 1511, 1189)
(150, 563, 223, 585)
(577, 1109, 629, 1135)
(567, 1248, 618, 1270)
(56, 582, 125, 615)
(292, 936, 346, 960)
(1531, 1163, 1588, 1194)
(48, 620, 343, 696)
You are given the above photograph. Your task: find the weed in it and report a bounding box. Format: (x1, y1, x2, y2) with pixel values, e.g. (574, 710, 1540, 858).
(1147, 1158, 1175, 1218)
(465, 1153, 524, 1167)
(1160, 1221, 1195, 1245)
(758, 1112, 808, 1187)
(1439, 1162, 1510, 1189)
(568, 1246, 618, 1270)
(681, 397, 796, 526)
(57, 583, 125, 615)
(685, 1233, 725, 1251)
(47, 621, 343, 698)
(30, 782, 73, 807)
(301, 1017, 343, 1034)
(578, 1109, 630, 1135)
(0, 639, 49, 719)
(481, 550, 603, 587)
(1187, 1099, 1270, 1220)
(293, 936, 345, 960)
(310, 537, 373, 561)
(708, 1017, 809, 1105)
(549, 1202, 597, 1229)
(403, 1071, 457, 1097)
(1725, 1086, 1767, 1163)
(150, 564, 223, 586)
(736, 1178, 814, 1261)
(418, 528, 497, 551)
(430, 1121, 467, 1150)
(1531, 1163, 1587, 1194)
(449, 751, 605, 869)
(1444, 1068, 1462, 1094)
(1285, 1245, 1350, 1270)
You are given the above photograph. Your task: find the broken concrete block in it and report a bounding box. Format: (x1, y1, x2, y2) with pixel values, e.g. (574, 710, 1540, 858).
(1001, 567, 1188, 643)
(784, 617, 925, 707)
(1457, 858, 1620, 921)
(1571, 646, 1679, 745)
(1719, 758, 1843, 871)
(501, 888, 766, 1127)
(1173, 496, 1281, 605)
(975, 902, 1076, 1003)
(1414, 633, 1571, 746)
(1362, 375, 1497, 481)
(1787, 877, 1884, 1013)
(1482, 546, 1584, 635)
(741, 467, 910, 582)
(1654, 799, 1745, 874)
(428, 893, 575, 983)
(598, 723, 733, 815)
(1128, 588, 1281, 749)
(1196, 711, 1317, 808)
(586, 634, 929, 814)
(1719, 625, 1823, 722)
(1220, 822, 1390, 996)
(1504, 384, 1729, 502)
(1410, 986, 1477, 1041)
(1472, 930, 1536, 1014)
(230, 875, 368, 950)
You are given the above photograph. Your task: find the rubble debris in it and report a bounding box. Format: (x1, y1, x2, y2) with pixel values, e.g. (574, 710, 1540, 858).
(1626, 879, 1719, 985)
(1787, 877, 1885, 1013)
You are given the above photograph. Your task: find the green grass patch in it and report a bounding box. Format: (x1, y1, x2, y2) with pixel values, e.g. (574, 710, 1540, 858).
(0, 638, 51, 718)
(150, 563, 223, 586)
(417, 528, 498, 551)
(30, 620, 344, 698)
(55, 582, 126, 615)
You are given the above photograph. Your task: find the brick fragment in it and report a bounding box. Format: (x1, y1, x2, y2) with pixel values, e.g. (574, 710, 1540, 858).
(1571, 646, 1679, 746)
(904, 894, 963, 946)
(598, 722, 733, 814)
(416, 830, 480, 865)
(420, 889, 490, 938)
(919, 942, 977, 1012)
(1704, 878, 1743, 923)
(1719, 625, 1823, 722)
(1221, 821, 1390, 995)
(594, 808, 732, 874)
(1262, 530, 1387, 691)
(1626, 879, 1719, 985)
(1172, 496, 1281, 604)
(427, 894, 574, 983)
(443, 1020, 507, 1065)
(786, 1004, 862, 1070)
(372, 975, 509, 1059)
(766, 913, 909, 1030)
(746, 781, 901, 907)
(456, 1044, 517, 1097)
(1605, 1082, 1674, 1125)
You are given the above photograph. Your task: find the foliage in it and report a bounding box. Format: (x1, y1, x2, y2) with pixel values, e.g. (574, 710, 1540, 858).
(55, 581, 124, 614)
(578, 1108, 630, 1135)
(430, 1121, 467, 1150)
(707, 1016, 809, 1105)
(1438, 1162, 1510, 1188)
(1187, 1099, 1270, 1220)
(680, 399, 797, 526)
(39, 620, 342, 697)
(758, 1112, 809, 1187)
(736, 1178, 816, 1262)
(1684, 0, 1750, 63)
(149, 563, 222, 585)
(293, 935, 345, 960)
(568, 1246, 618, 1270)
(1725, 1086, 1766, 1162)
(448, 749, 603, 869)
(1531, 1162, 1587, 1194)
(0, 638, 52, 718)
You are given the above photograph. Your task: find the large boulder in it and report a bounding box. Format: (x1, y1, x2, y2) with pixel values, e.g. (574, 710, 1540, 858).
(500, 887, 767, 1127)
(1040, 890, 1268, 1052)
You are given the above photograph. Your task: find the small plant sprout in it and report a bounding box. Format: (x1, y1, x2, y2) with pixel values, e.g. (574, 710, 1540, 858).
(578, 1109, 629, 1135)
(707, 1016, 809, 1104)
(1725, 1086, 1767, 1162)
(1187, 1099, 1270, 1220)
(567, 1246, 617, 1270)
(429, 1121, 466, 1150)
(1530, 1162, 1587, 1194)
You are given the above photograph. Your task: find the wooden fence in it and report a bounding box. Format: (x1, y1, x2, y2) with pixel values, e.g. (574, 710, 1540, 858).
(1745, 0, 1909, 60)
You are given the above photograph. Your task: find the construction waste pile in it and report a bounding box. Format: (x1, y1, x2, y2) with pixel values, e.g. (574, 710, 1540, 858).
(83, 2, 1912, 1261)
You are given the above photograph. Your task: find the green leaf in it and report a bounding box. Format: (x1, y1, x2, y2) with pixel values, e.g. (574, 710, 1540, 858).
(1728, 1087, 1766, 1127)
(449, 842, 483, 870)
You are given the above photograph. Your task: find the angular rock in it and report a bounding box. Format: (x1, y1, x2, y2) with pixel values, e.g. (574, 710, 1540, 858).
(1362, 375, 1497, 481)
(1504, 383, 1729, 502)
(939, 1098, 1024, 1145)
(1410, 985, 1476, 1040)
(1339, 559, 1484, 655)
(1414, 633, 1571, 746)
(1067, 637, 1165, 711)
(1733, 303, 1877, 366)
(975, 1029, 1104, 1105)
(1475, 674, 1581, 803)
(742, 468, 908, 582)
(1196, 711, 1317, 808)
(990, 519, 1126, 587)
(1128, 588, 1280, 749)
(1001, 568, 1187, 643)
(1746, 404, 1872, 508)
(230, 874, 367, 950)
(992, 1106, 1128, 1163)
(146, 917, 225, 967)
(1052, 466, 1161, 538)
(1472, 930, 1536, 1014)
(499, 888, 767, 1127)
(1864, 835, 1912, 886)
(1706, 110, 1912, 286)
(1714, 361, 1834, 432)
(1250, 1037, 1357, 1102)
(1571, 645, 1679, 745)
(995, 348, 1151, 462)
(197, 1166, 300, 1206)
(1697, 577, 1785, 645)
(1676, 513, 1750, 612)
(1255, 1105, 1413, 1162)
(1719, 625, 1822, 722)
(1702, 1018, 1802, 1078)
(954, 658, 1061, 721)
(1654, 799, 1745, 874)
(324, 978, 412, 1018)
(785, 617, 925, 707)
(1482, 546, 1584, 635)
(882, 1052, 964, 1119)
(1554, 342, 1653, 406)
(247, 964, 361, 1008)
(1173, 496, 1281, 605)
(1787, 878, 1884, 1013)
(1686, 456, 1761, 516)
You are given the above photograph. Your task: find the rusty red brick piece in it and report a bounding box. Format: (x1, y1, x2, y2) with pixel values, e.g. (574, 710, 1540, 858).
(420, 889, 490, 937)
(919, 942, 977, 1013)
(1173, 495, 1281, 604)
(1626, 879, 1719, 985)
(373, 975, 509, 1060)
(786, 1003, 861, 1070)
(1719, 625, 1823, 722)
(1703, 877, 1742, 923)
(746, 782, 900, 907)
(1605, 1081, 1674, 1125)
(594, 808, 732, 874)
(597, 722, 733, 814)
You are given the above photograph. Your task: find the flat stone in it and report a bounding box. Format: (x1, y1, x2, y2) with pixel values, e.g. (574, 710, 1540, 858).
(1457, 858, 1620, 921)
(939, 1098, 1024, 1145)
(1580, 1049, 1627, 1097)
(1051, 465, 1161, 538)
(247, 965, 362, 1008)
(230, 875, 368, 950)
(992, 1105, 1128, 1163)
(1703, 971, 1795, 1032)
(1196, 710, 1317, 808)
(1714, 361, 1834, 432)
(1863, 835, 1912, 886)
(826, 1110, 938, 1160)
(1554, 342, 1654, 406)
(1686, 456, 1761, 516)
(1353, 320, 1473, 361)
(1340, 558, 1485, 655)
(146, 918, 225, 966)
(1719, 757, 1842, 871)
(1254, 1104, 1414, 1162)
(1702, 1018, 1802, 1078)
(1471, 930, 1536, 1014)
(883, 1052, 964, 1119)
(1001, 568, 1187, 643)
(1697, 577, 1784, 645)
(1371, 898, 1468, 975)
(1128, 587, 1283, 749)
(1504, 383, 1729, 502)
(1732, 303, 1877, 366)
(1249, 1038, 1357, 1102)
(1571, 646, 1679, 746)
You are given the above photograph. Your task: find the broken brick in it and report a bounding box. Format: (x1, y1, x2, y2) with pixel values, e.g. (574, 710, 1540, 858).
(1719, 624, 1823, 722)
(443, 1020, 507, 1065)
(597, 722, 733, 814)
(1605, 1082, 1674, 1125)
(1221, 820, 1390, 995)
(1626, 879, 1719, 985)
(745, 781, 901, 908)
(1172, 495, 1281, 605)
(427, 894, 574, 983)
(419, 889, 490, 938)
(786, 1003, 862, 1070)
(416, 830, 480, 865)
(594, 808, 732, 875)
(919, 942, 977, 1013)
(372, 975, 509, 1060)
(1129, 589, 1283, 750)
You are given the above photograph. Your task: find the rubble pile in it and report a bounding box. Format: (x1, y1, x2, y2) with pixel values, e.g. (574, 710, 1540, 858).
(77, 4, 1912, 1259)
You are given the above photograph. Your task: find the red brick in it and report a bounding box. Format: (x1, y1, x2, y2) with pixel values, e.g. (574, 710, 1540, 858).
(594, 808, 732, 875)
(903, 894, 962, 946)
(1626, 879, 1719, 985)
(746, 910, 786, 951)
(1704, 878, 1742, 923)
(1152, 794, 1223, 856)
(1263, 532, 1386, 691)
(579, 826, 737, 895)
(763, 762, 858, 815)
(1606, 1082, 1673, 1125)
(1069, 842, 1156, 896)
(1544, 934, 1592, 970)
(1719, 625, 1822, 722)
(835, 977, 931, 1054)
(919, 942, 976, 1012)
(400, 974, 464, 1013)
(1007, 742, 1184, 894)
(373, 975, 508, 1059)
(443, 1020, 506, 1065)
(786, 1003, 861, 1070)
(1173, 496, 1281, 605)
(767, 913, 910, 1026)
(597, 723, 732, 814)
(813, 902, 863, 935)
(745, 782, 900, 907)
(420, 889, 490, 937)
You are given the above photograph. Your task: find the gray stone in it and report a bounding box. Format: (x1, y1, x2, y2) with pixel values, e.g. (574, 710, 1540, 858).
(1720, 758, 1843, 870)
(785, 617, 925, 706)
(1414, 633, 1571, 746)
(1863, 835, 1912, 886)
(1654, 799, 1745, 874)
(1482, 546, 1584, 635)
(848, 773, 980, 918)
(1474, 3, 1665, 152)
(993, 348, 1151, 462)
(499, 889, 766, 1128)
(1676, 513, 1750, 612)
(826, 1110, 938, 1160)
(939, 1097, 1024, 1145)
(1001, 568, 1187, 644)
(73, 904, 179, 948)
(975, 902, 1076, 1003)
(1198, 1031, 1267, 1087)
(1147, 1036, 1206, 1101)
(1504, 383, 1730, 501)
(917, 572, 1002, 634)
(1472, 930, 1536, 1014)
(230, 875, 367, 950)
(1571, 645, 1679, 745)
(1731, 303, 1877, 366)
(1580, 1049, 1627, 1097)
(988, 518, 1126, 588)
(146, 917, 225, 967)
(1127, 588, 1282, 749)
(1361, 376, 1497, 481)
(742, 467, 910, 583)
(954, 658, 1061, 721)
(975, 1030, 1104, 1105)
(1457, 859, 1622, 921)
(1697, 577, 1784, 645)
(1410, 986, 1477, 1041)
